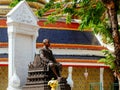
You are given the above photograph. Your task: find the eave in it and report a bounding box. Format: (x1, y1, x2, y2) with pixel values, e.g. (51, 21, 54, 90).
(0, 42, 107, 50)
(0, 58, 109, 68)
(0, 19, 80, 30)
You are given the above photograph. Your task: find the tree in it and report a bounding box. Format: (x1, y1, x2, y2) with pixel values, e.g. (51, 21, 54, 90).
(37, 1, 120, 89)
(100, 1, 120, 89)
(38, 0, 120, 90)
(11, 0, 120, 89)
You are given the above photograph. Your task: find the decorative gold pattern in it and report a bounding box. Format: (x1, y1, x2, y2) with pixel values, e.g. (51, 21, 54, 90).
(104, 68, 114, 90)
(0, 8, 11, 16)
(0, 66, 114, 90)
(0, 66, 8, 90)
(0, 0, 12, 5)
(62, 67, 114, 90)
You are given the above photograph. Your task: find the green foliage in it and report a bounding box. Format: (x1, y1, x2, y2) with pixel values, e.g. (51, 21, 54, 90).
(98, 50, 115, 69)
(55, 3, 61, 8)
(10, 0, 38, 7)
(44, 2, 54, 9)
(37, 1, 55, 18)
(10, 0, 20, 7)
(66, 14, 72, 24)
(37, 9, 44, 17)
(78, 1, 105, 28)
(46, 15, 57, 24)
(76, 0, 113, 44)
(92, 23, 113, 44)
(63, 7, 74, 14)
(36, 0, 116, 44)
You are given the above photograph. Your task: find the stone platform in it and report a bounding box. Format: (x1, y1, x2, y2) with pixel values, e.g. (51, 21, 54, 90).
(22, 54, 71, 90)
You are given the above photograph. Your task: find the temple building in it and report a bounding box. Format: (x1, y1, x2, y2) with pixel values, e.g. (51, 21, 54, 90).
(0, 0, 116, 90)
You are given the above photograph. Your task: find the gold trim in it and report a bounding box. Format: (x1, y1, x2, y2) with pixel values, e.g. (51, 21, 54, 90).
(0, 58, 8, 61)
(57, 59, 99, 63)
(0, 8, 11, 15)
(37, 43, 107, 50)
(28, 2, 45, 9)
(0, 42, 106, 50)
(0, 0, 12, 5)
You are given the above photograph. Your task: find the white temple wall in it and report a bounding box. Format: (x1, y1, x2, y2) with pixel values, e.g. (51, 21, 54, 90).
(14, 33, 33, 86)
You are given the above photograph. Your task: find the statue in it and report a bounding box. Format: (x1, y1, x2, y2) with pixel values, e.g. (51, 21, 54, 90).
(39, 39, 62, 80)
(22, 39, 71, 90)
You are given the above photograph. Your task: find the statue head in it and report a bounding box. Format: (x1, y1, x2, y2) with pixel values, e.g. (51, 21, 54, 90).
(43, 39, 50, 47)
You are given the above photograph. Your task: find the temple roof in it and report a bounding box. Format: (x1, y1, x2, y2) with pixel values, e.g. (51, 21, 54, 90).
(0, 26, 107, 67)
(0, 1, 108, 67)
(0, 0, 46, 18)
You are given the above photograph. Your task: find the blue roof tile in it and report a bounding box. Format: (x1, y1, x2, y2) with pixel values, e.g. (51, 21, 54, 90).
(0, 28, 100, 45)
(0, 54, 8, 58)
(0, 54, 104, 60)
(37, 28, 100, 45)
(0, 28, 8, 42)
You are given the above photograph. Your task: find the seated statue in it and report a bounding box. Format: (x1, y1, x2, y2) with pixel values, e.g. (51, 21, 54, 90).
(23, 39, 71, 90)
(39, 39, 62, 80)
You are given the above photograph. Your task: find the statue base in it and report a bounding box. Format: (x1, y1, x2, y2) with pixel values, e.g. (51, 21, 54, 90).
(22, 84, 50, 90)
(22, 54, 71, 90)
(22, 78, 71, 90)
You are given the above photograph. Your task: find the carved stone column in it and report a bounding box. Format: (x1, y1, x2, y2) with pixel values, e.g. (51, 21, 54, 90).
(100, 68, 104, 90)
(67, 67, 74, 88)
(6, 0, 39, 90)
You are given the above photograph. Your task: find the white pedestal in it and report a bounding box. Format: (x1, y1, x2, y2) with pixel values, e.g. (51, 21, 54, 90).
(7, 0, 39, 90)
(67, 67, 74, 88)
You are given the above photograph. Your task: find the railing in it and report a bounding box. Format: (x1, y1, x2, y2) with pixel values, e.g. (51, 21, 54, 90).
(111, 83, 118, 90)
(90, 82, 102, 90)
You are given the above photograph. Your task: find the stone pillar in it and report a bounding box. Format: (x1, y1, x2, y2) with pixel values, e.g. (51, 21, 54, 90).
(67, 67, 74, 88)
(100, 68, 104, 90)
(6, 0, 39, 90)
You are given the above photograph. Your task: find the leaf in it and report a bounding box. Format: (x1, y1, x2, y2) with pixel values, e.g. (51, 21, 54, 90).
(66, 14, 72, 24)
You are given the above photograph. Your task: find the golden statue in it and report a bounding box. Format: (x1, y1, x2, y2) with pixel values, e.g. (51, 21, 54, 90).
(48, 79, 58, 90)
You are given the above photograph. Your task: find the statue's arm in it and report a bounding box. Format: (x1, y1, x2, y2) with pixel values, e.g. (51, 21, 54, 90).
(51, 50, 57, 63)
